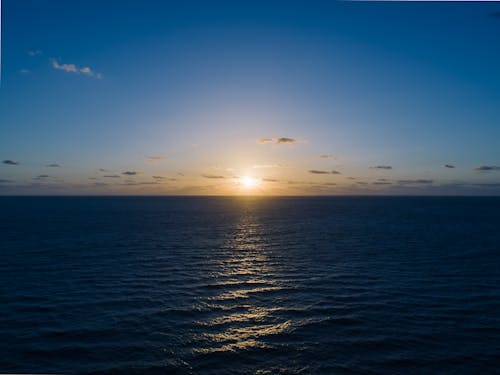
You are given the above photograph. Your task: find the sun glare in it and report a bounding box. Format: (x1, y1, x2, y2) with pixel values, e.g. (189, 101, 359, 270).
(241, 176, 257, 189)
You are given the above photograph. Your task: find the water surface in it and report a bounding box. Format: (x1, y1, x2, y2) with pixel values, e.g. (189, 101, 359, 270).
(1, 196, 499, 374)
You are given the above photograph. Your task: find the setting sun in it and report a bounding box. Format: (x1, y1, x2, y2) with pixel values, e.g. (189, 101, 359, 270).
(240, 176, 257, 189)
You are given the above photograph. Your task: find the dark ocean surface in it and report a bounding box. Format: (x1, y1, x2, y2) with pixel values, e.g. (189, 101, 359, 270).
(1, 196, 499, 374)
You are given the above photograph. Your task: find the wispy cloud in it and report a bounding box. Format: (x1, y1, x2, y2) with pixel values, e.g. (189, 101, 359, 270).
(308, 170, 341, 175)
(46, 163, 61, 168)
(253, 164, 282, 169)
(152, 176, 176, 181)
(121, 181, 160, 186)
(103, 174, 121, 178)
(19, 69, 31, 75)
(33, 174, 50, 180)
(28, 50, 42, 56)
(308, 170, 330, 174)
(0, 179, 13, 183)
(444, 164, 455, 169)
(257, 137, 298, 144)
(122, 171, 140, 176)
(320, 154, 336, 159)
(202, 174, 225, 179)
(370, 165, 392, 170)
(145, 156, 168, 162)
(474, 165, 500, 172)
(398, 179, 433, 185)
(2, 160, 19, 165)
(262, 178, 278, 182)
(257, 138, 274, 144)
(51, 59, 102, 79)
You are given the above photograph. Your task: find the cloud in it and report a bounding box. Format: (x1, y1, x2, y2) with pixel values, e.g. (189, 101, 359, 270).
(122, 171, 139, 176)
(0, 179, 13, 183)
(46, 163, 61, 168)
(121, 181, 160, 186)
(2, 160, 19, 165)
(370, 165, 392, 170)
(444, 164, 455, 169)
(373, 181, 392, 185)
(262, 178, 278, 182)
(277, 137, 296, 144)
(253, 164, 282, 169)
(146, 156, 167, 162)
(33, 174, 50, 180)
(28, 50, 42, 56)
(152, 176, 165, 180)
(308, 170, 341, 175)
(98, 168, 109, 172)
(202, 174, 225, 179)
(19, 69, 31, 75)
(51, 59, 102, 79)
(474, 165, 500, 172)
(309, 170, 330, 174)
(320, 154, 335, 159)
(257, 138, 274, 144)
(257, 137, 298, 144)
(398, 179, 433, 185)
(103, 174, 121, 178)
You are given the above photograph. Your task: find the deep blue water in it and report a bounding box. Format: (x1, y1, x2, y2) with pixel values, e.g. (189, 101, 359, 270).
(1, 196, 499, 374)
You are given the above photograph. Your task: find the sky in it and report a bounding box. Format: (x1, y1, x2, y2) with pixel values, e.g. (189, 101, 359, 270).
(1, 0, 500, 195)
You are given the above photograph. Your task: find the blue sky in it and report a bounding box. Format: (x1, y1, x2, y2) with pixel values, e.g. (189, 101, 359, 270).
(1, 0, 500, 195)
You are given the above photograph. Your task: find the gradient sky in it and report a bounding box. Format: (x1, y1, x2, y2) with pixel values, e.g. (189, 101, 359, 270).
(1, 0, 500, 195)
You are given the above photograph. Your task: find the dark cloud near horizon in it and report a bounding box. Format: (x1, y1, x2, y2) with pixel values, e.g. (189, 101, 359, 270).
(474, 165, 500, 171)
(444, 164, 455, 169)
(121, 181, 160, 186)
(202, 174, 225, 179)
(262, 178, 277, 182)
(153, 176, 177, 181)
(33, 174, 50, 180)
(309, 170, 330, 174)
(398, 179, 433, 185)
(320, 154, 335, 159)
(0, 179, 13, 183)
(47, 163, 61, 168)
(3, 160, 19, 165)
(103, 174, 121, 178)
(308, 170, 341, 175)
(370, 165, 392, 170)
(122, 171, 139, 176)
(257, 137, 298, 144)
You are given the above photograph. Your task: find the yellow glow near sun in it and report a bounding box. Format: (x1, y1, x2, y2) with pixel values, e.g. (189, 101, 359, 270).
(240, 176, 257, 188)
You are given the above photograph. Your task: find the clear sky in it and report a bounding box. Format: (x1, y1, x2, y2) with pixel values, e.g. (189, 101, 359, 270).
(1, 0, 500, 195)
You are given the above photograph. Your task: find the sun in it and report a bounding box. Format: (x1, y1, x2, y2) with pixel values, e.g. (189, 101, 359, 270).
(240, 176, 257, 189)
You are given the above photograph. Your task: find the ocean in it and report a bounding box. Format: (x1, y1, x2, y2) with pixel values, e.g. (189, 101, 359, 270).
(1, 196, 499, 374)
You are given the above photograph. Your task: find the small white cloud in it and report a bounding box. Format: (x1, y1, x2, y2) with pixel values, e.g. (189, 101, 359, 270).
(51, 59, 102, 79)
(19, 69, 31, 75)
(28, 50, 42, 56)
